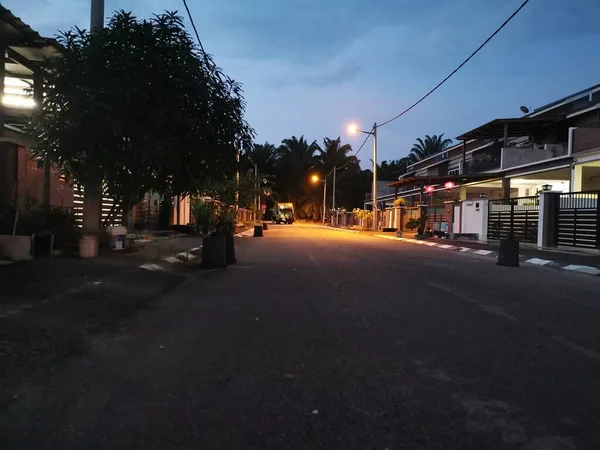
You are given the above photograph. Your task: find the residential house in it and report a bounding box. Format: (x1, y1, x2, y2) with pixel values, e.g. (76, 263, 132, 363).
(383, 83, 600, 205)
(0, 6, 72, 215)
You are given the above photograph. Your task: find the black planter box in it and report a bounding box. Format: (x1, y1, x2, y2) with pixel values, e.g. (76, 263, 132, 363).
(497, 238, 520, 267)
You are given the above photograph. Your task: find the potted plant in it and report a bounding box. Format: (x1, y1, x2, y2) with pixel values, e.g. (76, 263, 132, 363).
(405, 216, 427, 239)
(192, 200, 214, 235)
(201, 206, 226, 269)
(215, 206, 237, 265)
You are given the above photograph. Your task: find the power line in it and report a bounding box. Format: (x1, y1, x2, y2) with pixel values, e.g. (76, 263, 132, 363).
(378, 0, 531, 128)
(182, 0, 207, 56)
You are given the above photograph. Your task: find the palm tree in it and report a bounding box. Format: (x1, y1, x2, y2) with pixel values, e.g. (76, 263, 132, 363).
(318, 137, 353, 171)
(409, 134, 453, 161)
(245, 142, 278, 177)
(275, 136, 321, 208)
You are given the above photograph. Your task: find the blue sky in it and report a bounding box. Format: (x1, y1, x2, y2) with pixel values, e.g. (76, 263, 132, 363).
(7, 0, 600, 165)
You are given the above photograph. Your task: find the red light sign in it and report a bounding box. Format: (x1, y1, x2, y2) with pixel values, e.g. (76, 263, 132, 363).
(444, 181, 455, 190)
(424, 185, 434, 193)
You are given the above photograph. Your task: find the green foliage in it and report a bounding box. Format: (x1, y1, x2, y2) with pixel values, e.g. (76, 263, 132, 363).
(409, 134, 453, 162)
(393, 197, 407, 207)
(6, 204, 81, 252)
(27, 10, 254, 210)
(191, 200, 214, 229)
(406, 216, 427, 235)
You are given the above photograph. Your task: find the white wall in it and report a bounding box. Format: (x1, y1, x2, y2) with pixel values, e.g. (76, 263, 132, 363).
(460, 199, 488, 238)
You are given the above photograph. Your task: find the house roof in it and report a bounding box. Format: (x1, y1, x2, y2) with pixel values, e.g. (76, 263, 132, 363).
(1, 5, 59, 77)
(389, 174, 498, 189)
(532, 83, 600, 115)
(455, 117, 557, 141)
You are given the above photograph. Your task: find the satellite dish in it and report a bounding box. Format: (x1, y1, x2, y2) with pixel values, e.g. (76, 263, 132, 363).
(520, 106, 530, 114)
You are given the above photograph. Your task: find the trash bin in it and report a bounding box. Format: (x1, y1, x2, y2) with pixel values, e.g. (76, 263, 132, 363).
(107, 225, 127, 250)
(79, 235, 99, 258)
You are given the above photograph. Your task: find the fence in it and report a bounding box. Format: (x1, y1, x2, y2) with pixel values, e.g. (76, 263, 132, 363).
(73, 184, 123, 227)
(487, 196, 539, 243)
(556, 191, 599, 249)
(237, 208, 253, 224)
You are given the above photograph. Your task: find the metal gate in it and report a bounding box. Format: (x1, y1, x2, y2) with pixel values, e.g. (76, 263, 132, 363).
(487, 196, 539, 243)
(400, 207, 419, 231)
(556, 191, 599, 249)
(424, 206, 445, 231)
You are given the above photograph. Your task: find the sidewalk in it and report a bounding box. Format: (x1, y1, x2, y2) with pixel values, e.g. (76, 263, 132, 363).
(325, 224, 600, 276)
(375, 232, 600, 276)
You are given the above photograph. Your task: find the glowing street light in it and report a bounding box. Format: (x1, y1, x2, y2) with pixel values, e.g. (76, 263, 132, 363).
(311, 174, 327, 225)
(347, 122, 378, 231)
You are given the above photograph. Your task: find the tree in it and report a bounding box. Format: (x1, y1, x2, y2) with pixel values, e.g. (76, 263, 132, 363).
(409, 134, 453, 161)
(28, 11, 254, 227)
(274, 136, 320, 208)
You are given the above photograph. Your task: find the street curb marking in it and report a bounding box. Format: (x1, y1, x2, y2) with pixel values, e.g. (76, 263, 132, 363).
(319, 226, 360, 233)
(235, 229, 255, 237)
(141, 246, 202, 271)
(373, 234, 600, 277)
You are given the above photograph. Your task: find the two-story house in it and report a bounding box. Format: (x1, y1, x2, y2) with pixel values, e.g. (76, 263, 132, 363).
(0, 6, 72, 214)
(383, 83, 600, 205)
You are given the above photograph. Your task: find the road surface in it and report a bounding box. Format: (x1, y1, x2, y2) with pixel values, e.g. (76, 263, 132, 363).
(2, 223, 600, 449)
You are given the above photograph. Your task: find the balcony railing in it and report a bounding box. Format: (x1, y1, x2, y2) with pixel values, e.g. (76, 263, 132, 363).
(501, 143, 567, 170)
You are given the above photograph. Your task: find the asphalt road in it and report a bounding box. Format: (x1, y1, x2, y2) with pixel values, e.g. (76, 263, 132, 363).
(2, 223, 600, 449)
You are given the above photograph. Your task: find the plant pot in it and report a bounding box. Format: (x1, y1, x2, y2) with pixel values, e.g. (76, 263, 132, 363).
(253, 225, 263, 237)
(395, 230, 403, 238)
(497, 237, 520, 267)
(225, 231, 236, 265)
(202, 235, 226, 269)
(0, 235, 33, 261)
(263, 222, 268, 231)
(79, 235, 99, 258)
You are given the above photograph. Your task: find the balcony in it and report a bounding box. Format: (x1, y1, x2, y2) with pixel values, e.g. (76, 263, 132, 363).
(501, 143, 568, 170)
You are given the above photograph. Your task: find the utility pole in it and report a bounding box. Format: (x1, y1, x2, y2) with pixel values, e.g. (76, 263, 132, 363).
(91, 0, 104, 29)
(82, 0, 104, 231)
(332, 166, 336, 211)
(372, 122, 378, 232)
(322, 178, 327, 225)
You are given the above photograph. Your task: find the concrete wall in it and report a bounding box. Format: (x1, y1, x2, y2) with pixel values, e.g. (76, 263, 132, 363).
(502, 144, 567, 170)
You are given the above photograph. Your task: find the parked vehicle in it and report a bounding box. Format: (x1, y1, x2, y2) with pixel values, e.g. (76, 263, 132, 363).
(273, 202, 294, 224)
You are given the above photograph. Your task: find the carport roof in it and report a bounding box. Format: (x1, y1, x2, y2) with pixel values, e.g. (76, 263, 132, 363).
(456, 118, 557, 141)
(389, 174, 499, 189)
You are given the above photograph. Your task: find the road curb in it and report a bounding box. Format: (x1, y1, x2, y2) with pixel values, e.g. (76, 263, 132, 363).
(374, 234, 600, 277)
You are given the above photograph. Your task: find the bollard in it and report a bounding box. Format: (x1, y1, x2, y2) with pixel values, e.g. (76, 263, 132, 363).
(253, 225, 263, 237)
(497, 237, 519, 267)
(263, 222, 269, 231)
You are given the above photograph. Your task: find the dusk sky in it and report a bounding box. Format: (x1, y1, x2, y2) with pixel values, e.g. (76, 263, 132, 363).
(7, 0, 600, 165)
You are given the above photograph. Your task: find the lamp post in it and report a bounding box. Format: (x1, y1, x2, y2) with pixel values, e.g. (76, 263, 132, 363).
(349, 122, 378, 231)
(311, 174, 327, 225)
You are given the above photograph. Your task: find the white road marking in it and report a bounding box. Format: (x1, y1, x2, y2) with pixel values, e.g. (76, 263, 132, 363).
(562, 265, 600, 275)
(426, 242, 437, 247)
(459, 247, 472, 252)
(438, 244, 453, 249)
(473, 250, 493, 256)
(177, 252, 198, 260)
(140, 263, 167, 272)
(163, 256, 181, 264)
(525, 258, 553, 266)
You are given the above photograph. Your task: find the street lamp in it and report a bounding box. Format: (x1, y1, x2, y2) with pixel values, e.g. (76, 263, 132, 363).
(311, 174, 327, 225)
(349, 122, 378, 231)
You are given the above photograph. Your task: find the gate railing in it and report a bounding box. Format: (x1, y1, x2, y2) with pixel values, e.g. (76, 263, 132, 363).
(488, 196, 539, 243)
(556, 190, 599, 249)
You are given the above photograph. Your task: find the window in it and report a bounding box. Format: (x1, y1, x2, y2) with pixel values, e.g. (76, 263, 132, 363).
(448, 168, 459, 176)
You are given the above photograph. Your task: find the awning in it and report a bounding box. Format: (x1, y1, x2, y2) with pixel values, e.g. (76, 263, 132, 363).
(389, 174, 499, 189)
(456, 118, 557, 141)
